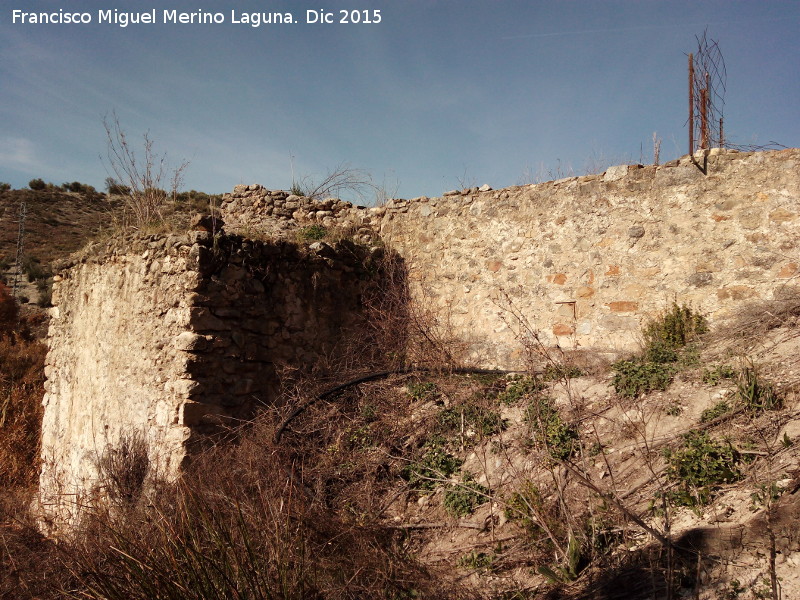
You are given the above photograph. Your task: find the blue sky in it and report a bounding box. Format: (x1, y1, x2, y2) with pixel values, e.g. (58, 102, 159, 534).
(1, 1, 798, 201)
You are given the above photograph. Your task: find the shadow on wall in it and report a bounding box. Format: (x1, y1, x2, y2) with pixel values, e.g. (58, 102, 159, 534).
(178, 234, 414, 439)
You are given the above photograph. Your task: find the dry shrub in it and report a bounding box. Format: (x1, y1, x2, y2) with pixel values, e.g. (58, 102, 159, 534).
(0, 284, 57, 598)
(63, 410, 469, 600)
(357, 247, 462, 371)
(93, 431, 150, 508)
(0, 308, 46, 518)
(710, 294, 800, 351)
(0, 519, 79, 599)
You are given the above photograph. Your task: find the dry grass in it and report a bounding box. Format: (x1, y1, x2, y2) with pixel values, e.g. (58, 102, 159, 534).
(708, 295, 800, 352)
(0, 294, 46, 520)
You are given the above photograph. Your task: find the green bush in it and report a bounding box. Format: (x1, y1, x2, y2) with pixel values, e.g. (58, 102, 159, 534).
(28, 178, 46, 191)
(105, 177, 131, 195)
(612, 304, 707, 398)
(297, 224, 327, 241)
(290, 181, 304, 196)
(0, 182, 10, 192)
(612, 359, 675, 398)
(642, 303, 707, 362)
(443, 474, 488, 517)
(498, 376, 544, 405)
(36, 278, 53, 308)
(700, 400, 731, 423)
(21, 255, 49, 282)
(61, 181, 96, 194)
(663, 431, 743, 506)
(542, 364, 585, 382)
(523, 396, 578, 460)
(401, 444, 462, 492)
(505, 481, 544, 528)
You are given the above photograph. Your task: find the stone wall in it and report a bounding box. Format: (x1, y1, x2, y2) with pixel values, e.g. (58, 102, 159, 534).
(222, 148, 800, 368)
(39, 230, 383, 531)
(40, 147, 798, 529)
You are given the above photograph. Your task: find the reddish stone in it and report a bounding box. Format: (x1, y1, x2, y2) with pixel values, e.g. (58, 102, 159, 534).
(778, 263, 798, 278)
(487, 260, 502, 272)
(605, 265, 621, 276)
(608, 301, 638, 313)
(552, 323, 574, 336)
(552, 273, 567, 285)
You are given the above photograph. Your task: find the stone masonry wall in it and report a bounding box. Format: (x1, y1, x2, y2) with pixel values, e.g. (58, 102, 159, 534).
(222, 149, 800, 368)
(39, 230, 381, 531)
(40, 148, 798, 530)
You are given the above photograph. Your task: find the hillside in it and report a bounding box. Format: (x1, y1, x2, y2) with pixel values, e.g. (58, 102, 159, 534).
(0, 188, 117, 315)
(0, 188, 115, 268)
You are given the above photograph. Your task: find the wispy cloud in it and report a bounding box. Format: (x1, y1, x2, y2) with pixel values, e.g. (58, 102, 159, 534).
(0, 137, 45, 173)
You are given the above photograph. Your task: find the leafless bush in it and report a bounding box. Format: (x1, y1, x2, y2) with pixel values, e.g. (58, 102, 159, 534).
(94, 431, 150, 507)
(707, 295, 800, 352)
(294, 162, 381, 204)
(103, 112, 189, 229)
(63, 407, 467, 600)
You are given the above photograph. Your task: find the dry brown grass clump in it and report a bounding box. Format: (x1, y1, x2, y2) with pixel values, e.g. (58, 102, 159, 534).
(0, 282, 47, 520)
(709, 294, 800, 351)
(57, 408, 472, 600)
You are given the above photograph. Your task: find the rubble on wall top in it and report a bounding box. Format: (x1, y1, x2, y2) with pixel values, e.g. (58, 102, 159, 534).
(218, 148, 798, 240)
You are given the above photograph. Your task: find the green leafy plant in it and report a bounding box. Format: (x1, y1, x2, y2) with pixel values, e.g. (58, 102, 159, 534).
(724, 579, 743, 599)
(297, 224, 328, 241)
(498, 376, 544, 405)
(523, 396, 578, 460)
(702, 364, 737, 385)
(443, 474, 489, 517)
(401, 444, 462, 492)
(28, 178, 46, 191)
(736, 363, 781, 412)
(536, 534, 583, 583)
(0, 182, 10, 192)
(612, 359, 675, 398)
(406, 381, 437, 401)
(612, 304, 707, 397)
(437, 402, 506, 439)
(663, 430, 743, 507)
(456, 550, 494, 570)
(642, 303, 707, 361)
(347, 424, 373, 449)
(750, 481, 783, 510)
(505, 481, 544, 528)
(700, 400, 731, 423)
(542, 364, 585, 382)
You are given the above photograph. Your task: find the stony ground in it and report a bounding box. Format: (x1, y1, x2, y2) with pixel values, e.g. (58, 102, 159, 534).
(328, 313, 800, 599)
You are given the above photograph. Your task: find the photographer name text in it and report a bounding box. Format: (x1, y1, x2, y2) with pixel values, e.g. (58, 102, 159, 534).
(10, 8, 382, 27)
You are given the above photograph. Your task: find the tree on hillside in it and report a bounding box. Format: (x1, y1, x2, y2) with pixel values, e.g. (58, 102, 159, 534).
(104, 177, 131, 196)
(28, 178, 46, 191)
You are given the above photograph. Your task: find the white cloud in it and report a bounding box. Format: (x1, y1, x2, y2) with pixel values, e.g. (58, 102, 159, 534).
(0, 137, 43, 173)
